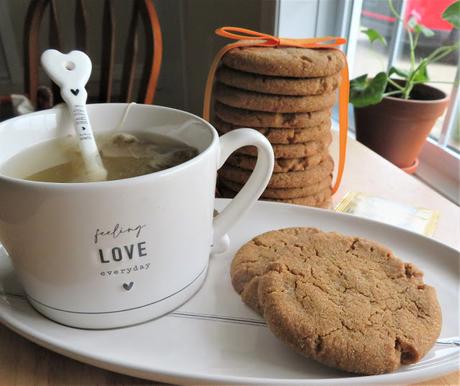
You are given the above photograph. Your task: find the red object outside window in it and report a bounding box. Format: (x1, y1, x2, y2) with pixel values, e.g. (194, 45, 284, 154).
(362, 0, 456, 31)
(406, 0, 456, 31)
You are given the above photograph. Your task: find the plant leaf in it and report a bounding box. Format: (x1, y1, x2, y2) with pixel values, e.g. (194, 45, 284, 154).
(350, 72, 388, 107)
(414, 24, 435, 37)
(361, 27, 387, 46)
(389, 66, 409, 79)
(350, 74, 368, 88)
(442, 0, 460, 29)
(412, 63, 429, 82)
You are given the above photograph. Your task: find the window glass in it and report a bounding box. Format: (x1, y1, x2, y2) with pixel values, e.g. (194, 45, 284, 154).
(448, 109, 459, 152)
(392, 0, 459, 149)
(352, 0, 394, 79)
(353, 0, 459, 152)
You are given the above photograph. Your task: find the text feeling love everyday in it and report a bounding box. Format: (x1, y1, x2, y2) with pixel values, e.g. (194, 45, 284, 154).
(94, 223, 151, 278)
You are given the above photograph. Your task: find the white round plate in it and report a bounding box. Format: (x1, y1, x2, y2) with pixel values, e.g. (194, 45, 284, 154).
(0, 199, 459, 385)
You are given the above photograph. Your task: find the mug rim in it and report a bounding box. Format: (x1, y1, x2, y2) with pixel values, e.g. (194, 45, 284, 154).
(0, 103, 219, 189)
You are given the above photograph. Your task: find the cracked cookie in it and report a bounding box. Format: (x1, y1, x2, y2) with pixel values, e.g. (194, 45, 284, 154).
(236, 132, 332, 159)
(226, 152, 326, 173)
(215, 83, 337, 113)
(221, 176, 332, 199)
(231, 227, 442, 375)
(219, 157, 334, 188)
(214, 102, 332, 128)
(214, 117, 331, 144)
(269, 187, 331, 205)
(222, 46, 345, 77)
(216, 66, 340, 96)
(219, 186, 333, 208)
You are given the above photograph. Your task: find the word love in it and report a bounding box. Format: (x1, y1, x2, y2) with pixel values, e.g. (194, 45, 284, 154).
(98, 241, 147, 263)
(94, 223, 146, 244)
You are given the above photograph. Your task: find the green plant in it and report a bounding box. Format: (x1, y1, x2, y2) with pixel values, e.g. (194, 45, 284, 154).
(350, 0, 460, 107)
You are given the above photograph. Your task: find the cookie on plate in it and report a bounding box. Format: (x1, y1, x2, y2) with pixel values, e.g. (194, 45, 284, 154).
(222, 47, 345, 77)
(231, 227, 442, 375)
(216, 66, 340, 96)
(231, 227, 322, 313)
(215, 83, 337, 113)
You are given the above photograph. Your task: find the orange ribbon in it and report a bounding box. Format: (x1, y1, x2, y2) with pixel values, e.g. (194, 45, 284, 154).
(203, 27, 349, 194)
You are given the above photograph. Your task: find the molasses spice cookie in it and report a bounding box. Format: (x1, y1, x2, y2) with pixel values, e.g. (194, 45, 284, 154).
(215, 102, 332, 129)
(216, 66, 340, 96)
(221, 175, 332, 198)
(237, 132, 332, 159)
(215, 83, 337, 113)
(270, 187, 331, 205)
(219, 157, 333, 188)
(231, 227, 442, 375)
(222, 46, 345, 77)
(226, 152, 326, 173)
(214, 118, 331, 145)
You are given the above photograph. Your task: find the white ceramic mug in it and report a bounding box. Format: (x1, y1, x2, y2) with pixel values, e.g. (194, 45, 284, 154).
(0, 103, 274, 329)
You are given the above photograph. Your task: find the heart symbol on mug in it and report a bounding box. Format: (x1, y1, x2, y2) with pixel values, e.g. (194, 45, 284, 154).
(70, 88, 79, 96)
(123, 282, 134, 291)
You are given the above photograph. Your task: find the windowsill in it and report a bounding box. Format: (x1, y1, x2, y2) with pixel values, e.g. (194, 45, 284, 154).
(415, 161, 459, 205)
(415, 139, 460, 205)
(333, 115, 460, 206)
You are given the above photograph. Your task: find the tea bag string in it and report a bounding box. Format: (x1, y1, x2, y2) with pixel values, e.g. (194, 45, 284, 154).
(113, 102, 137, 132)
(112, 103, 196, 137)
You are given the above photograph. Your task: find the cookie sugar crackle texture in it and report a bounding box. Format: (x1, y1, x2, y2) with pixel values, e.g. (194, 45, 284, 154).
(230, 227, 442, 375)
(203, 27, 349, 208)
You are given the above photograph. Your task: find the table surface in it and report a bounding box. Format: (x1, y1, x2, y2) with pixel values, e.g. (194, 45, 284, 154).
(1, 133, 459, 386)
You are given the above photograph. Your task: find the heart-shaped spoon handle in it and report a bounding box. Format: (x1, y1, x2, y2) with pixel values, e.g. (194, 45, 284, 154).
(41, 49, 107, 181)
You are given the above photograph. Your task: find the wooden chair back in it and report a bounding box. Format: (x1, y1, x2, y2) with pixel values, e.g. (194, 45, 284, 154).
(24, 0, 162, 108)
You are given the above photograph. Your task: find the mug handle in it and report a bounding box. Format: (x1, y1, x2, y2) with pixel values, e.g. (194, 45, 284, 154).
(212, 128, 274, 253)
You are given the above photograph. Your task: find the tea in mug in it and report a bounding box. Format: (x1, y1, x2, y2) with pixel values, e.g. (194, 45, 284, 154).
(1, 132, 198, 183)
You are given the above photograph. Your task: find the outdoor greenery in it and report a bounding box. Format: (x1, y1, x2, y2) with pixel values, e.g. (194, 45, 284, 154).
(350, 0, 460, 107)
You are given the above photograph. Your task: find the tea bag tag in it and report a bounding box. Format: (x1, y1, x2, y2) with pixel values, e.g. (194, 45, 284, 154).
(41, 49, 107, 181)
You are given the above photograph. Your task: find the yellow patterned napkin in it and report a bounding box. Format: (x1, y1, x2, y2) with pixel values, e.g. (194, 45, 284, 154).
(335, 192, 439, 236)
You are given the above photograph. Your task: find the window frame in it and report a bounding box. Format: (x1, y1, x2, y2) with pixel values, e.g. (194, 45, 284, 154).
(277, 0, 459, 203)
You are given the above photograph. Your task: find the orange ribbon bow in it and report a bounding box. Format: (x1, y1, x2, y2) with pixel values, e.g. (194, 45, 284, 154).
(203, 27, 349, 194)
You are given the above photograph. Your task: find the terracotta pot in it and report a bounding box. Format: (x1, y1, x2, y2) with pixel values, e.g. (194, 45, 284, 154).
(354, 83, 449, 169)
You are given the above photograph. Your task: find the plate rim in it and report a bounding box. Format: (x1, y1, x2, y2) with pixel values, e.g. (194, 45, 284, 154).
(0, 199, 459, 385)
(1, 298, 459, 386)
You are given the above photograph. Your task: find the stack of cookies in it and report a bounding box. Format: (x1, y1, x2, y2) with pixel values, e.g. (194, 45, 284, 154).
(213, 46, 346, 208)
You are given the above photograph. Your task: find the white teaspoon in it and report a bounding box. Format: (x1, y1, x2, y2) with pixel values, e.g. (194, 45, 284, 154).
(41, 49, 108, 182)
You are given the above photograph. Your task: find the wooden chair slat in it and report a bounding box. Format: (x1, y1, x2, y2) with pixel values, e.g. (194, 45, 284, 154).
(99, 0, 115, 102)
(75, 0, 88, 51)
(48, 0, 61, 49)
(21, 0, 162, 109)
(24, 0, 48, 107)
(48, 0, 62, 104)
(137, 0, 162, 104)
(120, 1, 140, 103)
